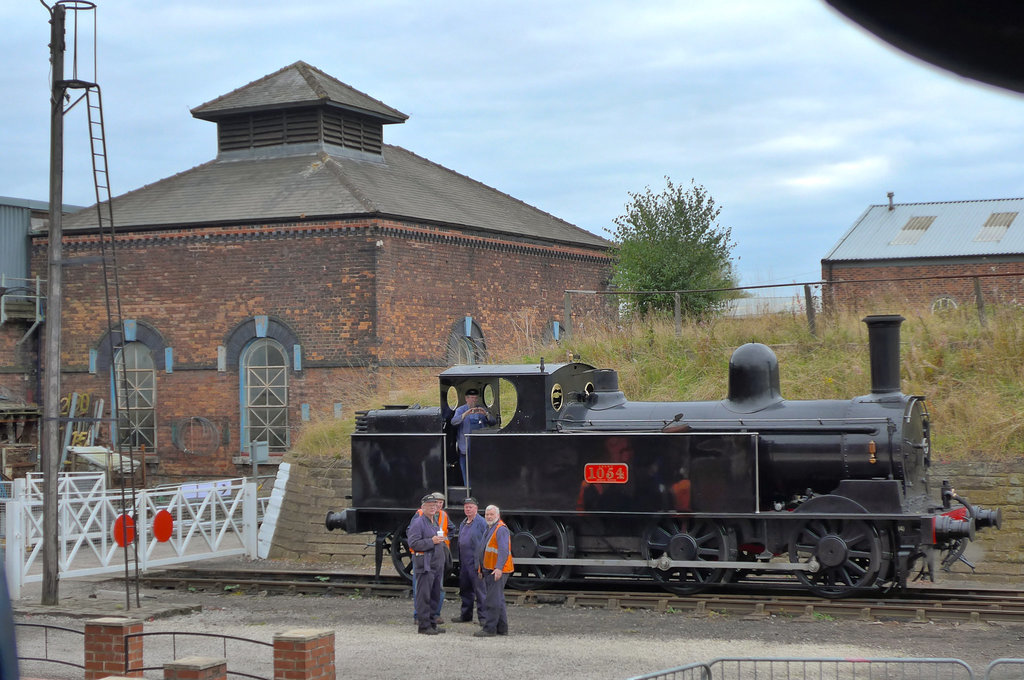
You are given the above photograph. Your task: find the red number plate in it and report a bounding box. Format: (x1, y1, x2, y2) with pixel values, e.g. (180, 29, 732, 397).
(583, 463, 629, 484)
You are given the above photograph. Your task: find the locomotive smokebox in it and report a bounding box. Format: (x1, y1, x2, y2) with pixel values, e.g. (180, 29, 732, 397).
(863, 314, 905, 394)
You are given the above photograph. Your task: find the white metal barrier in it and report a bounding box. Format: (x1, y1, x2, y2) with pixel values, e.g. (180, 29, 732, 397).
(629, 657, 976, 680)
(3, 473, 257, 598)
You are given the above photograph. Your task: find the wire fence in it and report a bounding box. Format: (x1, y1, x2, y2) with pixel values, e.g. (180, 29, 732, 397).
(565, 269, 1024, 336)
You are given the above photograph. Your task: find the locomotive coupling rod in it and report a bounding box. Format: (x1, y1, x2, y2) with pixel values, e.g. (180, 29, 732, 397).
(511, 557, 820, 573)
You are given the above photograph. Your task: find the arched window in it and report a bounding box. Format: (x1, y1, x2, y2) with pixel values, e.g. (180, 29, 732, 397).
(445, 318, 487, 365)
(241, 338, 289, 453)
(113, 342, 156, 450)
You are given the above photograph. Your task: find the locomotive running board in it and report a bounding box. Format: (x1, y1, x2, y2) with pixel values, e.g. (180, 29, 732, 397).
(511, 558, 820, 572)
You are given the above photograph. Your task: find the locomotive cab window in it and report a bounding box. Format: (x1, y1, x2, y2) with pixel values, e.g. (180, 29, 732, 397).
(443, 379, 517, 430)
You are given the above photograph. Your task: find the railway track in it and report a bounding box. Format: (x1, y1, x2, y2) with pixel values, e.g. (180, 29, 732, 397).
(133, 567, 1024, 625)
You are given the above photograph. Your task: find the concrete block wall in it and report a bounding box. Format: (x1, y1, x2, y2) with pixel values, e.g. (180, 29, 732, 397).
(268, 455, 375, 564)
(929, 461, 1024, 584)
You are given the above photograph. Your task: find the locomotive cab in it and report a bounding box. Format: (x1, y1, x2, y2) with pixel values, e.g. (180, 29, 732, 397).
(439, 361, 599, 434)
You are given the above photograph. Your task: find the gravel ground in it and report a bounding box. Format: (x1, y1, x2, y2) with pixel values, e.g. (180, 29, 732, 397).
(13, 558, 1024, 680)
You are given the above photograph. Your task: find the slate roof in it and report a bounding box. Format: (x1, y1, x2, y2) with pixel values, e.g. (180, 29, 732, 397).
(56, 62, 609, 251)
(59, 146, 610, 249)
(191, 61, 408, 123)
(823, 198, 1024, 262)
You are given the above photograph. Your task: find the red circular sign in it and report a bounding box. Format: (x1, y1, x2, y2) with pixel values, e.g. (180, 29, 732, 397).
(153, 509, 174, 542)
(112, 514, 135, 547)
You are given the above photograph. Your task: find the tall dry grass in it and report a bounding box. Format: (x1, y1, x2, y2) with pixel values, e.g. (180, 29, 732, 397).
(290, 304, 1024, 462)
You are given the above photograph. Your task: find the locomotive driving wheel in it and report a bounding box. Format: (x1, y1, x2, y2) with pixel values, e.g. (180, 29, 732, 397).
(641, 517, 736, 595)
(390, 521, 460, 584)
(788, 496, 884, 598)
(389, 522, 414, 583)
(505, 515, 574, 589)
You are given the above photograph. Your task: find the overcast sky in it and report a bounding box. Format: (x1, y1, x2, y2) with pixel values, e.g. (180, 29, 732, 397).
(4, 1, 1024, 290)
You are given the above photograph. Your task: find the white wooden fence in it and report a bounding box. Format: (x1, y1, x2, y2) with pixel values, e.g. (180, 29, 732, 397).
(3, 472, 258, 598)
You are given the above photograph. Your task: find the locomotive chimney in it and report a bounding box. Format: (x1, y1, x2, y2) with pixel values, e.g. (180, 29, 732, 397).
(863, 314, 905, 394)
(887, 191, 894, 211)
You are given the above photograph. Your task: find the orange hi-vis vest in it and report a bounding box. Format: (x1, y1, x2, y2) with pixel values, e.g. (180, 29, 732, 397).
(482, 520, 514, 573)
(411, 508, 450, 554)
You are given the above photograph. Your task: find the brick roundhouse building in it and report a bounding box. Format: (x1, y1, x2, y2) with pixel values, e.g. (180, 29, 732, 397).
(4, 62, 612, 480)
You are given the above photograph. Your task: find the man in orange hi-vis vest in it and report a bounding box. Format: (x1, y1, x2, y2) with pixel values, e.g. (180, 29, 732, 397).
(473, 504, 514, 637)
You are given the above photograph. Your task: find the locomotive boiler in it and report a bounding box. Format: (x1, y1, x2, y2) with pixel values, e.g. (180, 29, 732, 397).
(327, 314, 1000, 598)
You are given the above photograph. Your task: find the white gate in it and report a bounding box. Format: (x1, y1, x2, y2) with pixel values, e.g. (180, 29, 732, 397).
(3, 472, 257, 598)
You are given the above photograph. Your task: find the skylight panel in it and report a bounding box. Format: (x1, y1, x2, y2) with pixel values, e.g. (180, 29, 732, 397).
(889, 216, 936, 246)
(974, 212, 1017, 243)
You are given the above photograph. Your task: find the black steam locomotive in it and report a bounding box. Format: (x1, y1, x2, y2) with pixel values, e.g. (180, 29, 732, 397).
(327, 315, 1001, 598)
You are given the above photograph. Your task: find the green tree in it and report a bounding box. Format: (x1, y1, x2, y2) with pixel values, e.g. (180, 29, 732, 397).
(608, 177, 738, 317)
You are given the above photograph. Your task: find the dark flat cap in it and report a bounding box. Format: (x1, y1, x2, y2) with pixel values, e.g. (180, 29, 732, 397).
(421, 494, 437, 504)
(465, 388, 479, 395)
(462, 497, 479, 506)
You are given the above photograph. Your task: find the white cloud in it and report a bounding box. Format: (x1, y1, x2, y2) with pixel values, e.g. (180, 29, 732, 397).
(780, 156, 892, 191)
(4, 0, 1024, 286)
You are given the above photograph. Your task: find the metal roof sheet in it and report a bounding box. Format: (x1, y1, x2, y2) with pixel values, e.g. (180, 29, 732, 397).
(823, 198, 1024, 262)
(56, 146, 610, 249)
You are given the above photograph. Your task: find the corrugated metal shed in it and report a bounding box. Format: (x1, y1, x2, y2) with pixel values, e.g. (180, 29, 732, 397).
(2, 197, 85, 282)
(823, 198, 1024, 262)
(0, 200, 33, 280)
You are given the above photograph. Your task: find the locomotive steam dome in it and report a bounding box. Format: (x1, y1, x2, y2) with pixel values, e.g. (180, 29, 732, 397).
(726, 342, 782, 413)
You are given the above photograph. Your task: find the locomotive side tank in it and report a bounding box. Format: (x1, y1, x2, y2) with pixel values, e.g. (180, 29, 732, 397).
(328, 314, 1000, 598)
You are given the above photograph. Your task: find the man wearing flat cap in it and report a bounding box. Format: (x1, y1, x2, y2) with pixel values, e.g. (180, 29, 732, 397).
(450, 388, 497, 485)
(412, 492, 453, 625)
(456, 496, 487, 622)
(407, 494, 447, 634)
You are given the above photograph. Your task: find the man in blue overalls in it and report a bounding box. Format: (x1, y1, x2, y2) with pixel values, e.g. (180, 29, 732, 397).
(407, 494, 447, 634)
(456, 496, 487, 623)
(450, 388, 497, 485)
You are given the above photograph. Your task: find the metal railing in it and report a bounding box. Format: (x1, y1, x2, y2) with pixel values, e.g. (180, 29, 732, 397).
(13, 623, 84, 673)
(984, 659, 1024, 679)
(629, 657, 977, 680)
(125, 631, 273, 680)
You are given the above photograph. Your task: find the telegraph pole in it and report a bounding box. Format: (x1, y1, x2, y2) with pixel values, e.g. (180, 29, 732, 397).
(42, 2, 67, 606)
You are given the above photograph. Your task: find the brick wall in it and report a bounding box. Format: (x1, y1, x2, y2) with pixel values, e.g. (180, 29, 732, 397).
(83, 621, 336, 679)
(20, 219, 610, 478)
(0, 323, 38, 402)
(823, 260, 1024, 311)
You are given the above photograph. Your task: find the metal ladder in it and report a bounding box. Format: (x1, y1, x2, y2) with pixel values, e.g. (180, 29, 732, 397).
(81, 83, 139, 486)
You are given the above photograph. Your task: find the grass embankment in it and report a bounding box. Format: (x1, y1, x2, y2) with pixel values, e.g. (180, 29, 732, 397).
(290, 306, 1024, 463)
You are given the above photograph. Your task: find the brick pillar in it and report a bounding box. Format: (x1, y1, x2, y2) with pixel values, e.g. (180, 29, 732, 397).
(163, 656, 228, 680)
(84, 617, 144, 680)
(273, 628, 335, 680)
